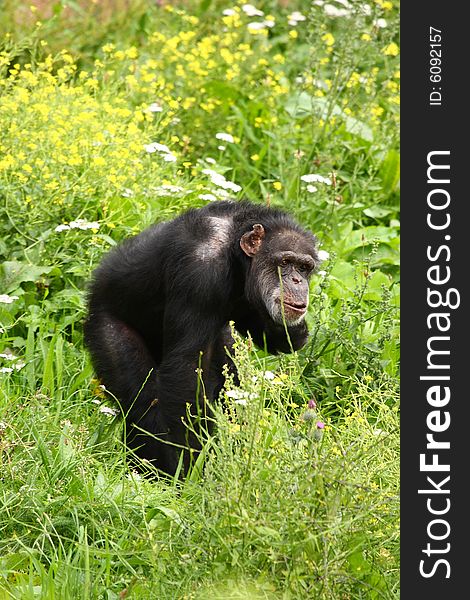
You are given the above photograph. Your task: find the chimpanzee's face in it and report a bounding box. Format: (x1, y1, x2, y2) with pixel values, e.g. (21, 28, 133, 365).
(240, 224, 318, 325)
(266, 248, 316, 324)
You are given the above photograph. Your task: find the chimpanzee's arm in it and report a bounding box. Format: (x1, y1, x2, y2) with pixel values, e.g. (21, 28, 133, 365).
(264, 319, 309, 353)
(234, 311, 309, 354)
(150, 306, 227, 470)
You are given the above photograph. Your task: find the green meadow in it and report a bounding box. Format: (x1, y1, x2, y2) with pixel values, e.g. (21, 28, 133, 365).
(0, 1, 399, 598)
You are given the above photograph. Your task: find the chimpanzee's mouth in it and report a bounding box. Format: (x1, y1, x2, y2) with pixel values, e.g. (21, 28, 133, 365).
(281, 301, 307, 315)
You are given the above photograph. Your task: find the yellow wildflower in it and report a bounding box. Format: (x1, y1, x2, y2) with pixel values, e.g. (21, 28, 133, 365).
(382, 42, 399, 56)
(321, 33, 335, 46)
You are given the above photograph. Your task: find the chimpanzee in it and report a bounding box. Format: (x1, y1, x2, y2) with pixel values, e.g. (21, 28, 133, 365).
(84, 200, 319, 476)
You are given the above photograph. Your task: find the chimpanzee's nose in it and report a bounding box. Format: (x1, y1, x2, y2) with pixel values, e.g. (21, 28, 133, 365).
(292, 275, 301, 284)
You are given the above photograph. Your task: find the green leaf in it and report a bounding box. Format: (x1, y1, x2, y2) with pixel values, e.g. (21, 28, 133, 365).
(205, 79, 241, 101)
(341, 226, 398, 254)
(0, 307, 15, 327)
(362, 270, 392, 301)
(42, 334, 57, 394)
(344, 115, 373, 142)
(327, 260, 356, 298)
(199, 0, 213, 13)
(363, 206, 394, 219)
(285, 93, 338, 120)
(152, 506, 183, 527)
(347, 242, 400, 269)
(254, 525, 281, 538)
(25, 323, 36, 391)
(285, 93, 373, 140)
(380, 149, 400, 193)
(348, 549, 370, 573)
(0, 261, 53, 294)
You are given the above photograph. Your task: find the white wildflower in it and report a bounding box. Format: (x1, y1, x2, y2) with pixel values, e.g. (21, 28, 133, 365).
(0, 294, 19, 304)
(199, 193, 218, 202)
(247, 21, 266, 31)
(202, 167, 218, 178)
(202, 169, 242, 193)
(288, 11, 306, 25)
(55, 224, 70, 232)
(152, 184, 185, 196)
(69, 219, 100, 231)
(122, 188, 134, 197)
(212, 188, 231, 199)
(324, 4, 350, 17)
(374, 18, 388, 28)
(215, 132, 235, 143)
(0, 351, 23, 370)
(317, 270, 327, 277)
(225, 389, 257, 404)
(290, 11, 306, 21)
(306, 185, 318, 193)
(234, 399, 247, 406)
(162, 153, 177, 162)
(300, 174, 332, 185)
(263, 370, 276, 380)
(99, 405, 118, 417)
(144, 142, 171, 154)
(317, 249, 330, 261)
(147, 102, 163, 113)
(222, 8, 236, 16)
(205, 157, 216, 164)
(221, 179, 241, 193)
(218, 145, 226, 151)
(0, 367, 13, 374)
(242, 4, 264, 17)
(226, 389, 243, 399)
(161, 184, 184, 192)
(263, 19, 275, 27)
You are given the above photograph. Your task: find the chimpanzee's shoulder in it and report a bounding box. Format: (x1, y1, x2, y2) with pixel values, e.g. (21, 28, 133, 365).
(194, 200, 296, 227)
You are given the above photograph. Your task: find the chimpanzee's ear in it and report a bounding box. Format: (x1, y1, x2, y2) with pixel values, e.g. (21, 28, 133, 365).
(240, 223, 265, 257)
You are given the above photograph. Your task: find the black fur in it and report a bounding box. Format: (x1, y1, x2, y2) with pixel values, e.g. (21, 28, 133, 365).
(84, 200, 318, 476)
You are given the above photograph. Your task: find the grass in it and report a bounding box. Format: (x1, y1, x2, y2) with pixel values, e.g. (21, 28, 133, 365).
(0, 1, 399, 598)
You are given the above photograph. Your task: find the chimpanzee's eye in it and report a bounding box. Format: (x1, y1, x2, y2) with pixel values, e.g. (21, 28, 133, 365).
(281, 258, 289, 266)
(298, 262, 313, 275)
